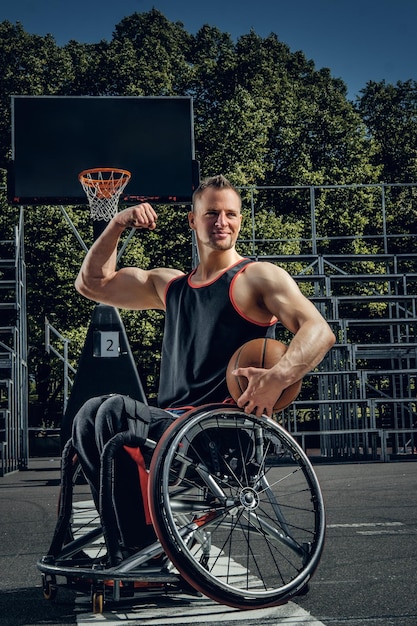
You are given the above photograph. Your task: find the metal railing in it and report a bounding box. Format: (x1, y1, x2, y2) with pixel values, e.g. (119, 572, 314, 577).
(44, 318, 76, 414)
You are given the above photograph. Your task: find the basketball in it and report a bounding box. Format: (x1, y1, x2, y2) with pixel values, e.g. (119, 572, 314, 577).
(226, 338, 302, 411)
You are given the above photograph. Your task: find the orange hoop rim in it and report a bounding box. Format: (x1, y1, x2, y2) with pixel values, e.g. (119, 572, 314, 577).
(78, 167, 131, 184)
(78, 168, 131, 199)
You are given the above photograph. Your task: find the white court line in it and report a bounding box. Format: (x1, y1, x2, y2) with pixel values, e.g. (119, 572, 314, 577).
(72, 501, 328, 625)
(327, 521, 411, 535)
(357, 529, 413, 535)
(327, 522, 403, 528)
(75, 595, 327, 625)
(327, 521, 416, 536)
(72, 544, 326, 625)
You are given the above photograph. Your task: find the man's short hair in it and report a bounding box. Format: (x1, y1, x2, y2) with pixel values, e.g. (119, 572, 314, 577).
(192, 175, 241, 208)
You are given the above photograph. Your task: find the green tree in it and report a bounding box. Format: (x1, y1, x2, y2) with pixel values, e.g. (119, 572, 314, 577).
(1, 10, 416, 412)
(0, 21, 73, 166)
(358, 80, 417, 244)
(230, 31, 382, 253)
(358, 79, 417, 183)
(111, 10, 193, 95)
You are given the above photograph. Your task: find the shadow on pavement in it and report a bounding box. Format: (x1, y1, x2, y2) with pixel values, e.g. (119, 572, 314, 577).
(0, 586, 76, 626)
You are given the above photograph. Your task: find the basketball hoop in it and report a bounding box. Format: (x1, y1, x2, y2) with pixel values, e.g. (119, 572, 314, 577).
(78, 168, 131, 221)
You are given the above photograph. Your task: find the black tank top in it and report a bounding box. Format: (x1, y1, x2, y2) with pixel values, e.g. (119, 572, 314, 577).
(158, 259, 277, 409)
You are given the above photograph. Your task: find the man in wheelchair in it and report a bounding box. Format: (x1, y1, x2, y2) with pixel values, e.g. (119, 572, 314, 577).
(72, 174, 335, 559)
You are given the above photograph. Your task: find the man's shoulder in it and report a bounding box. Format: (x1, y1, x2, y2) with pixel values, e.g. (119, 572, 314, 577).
(151, 267, 185, 303)
(152, 267, 185, 281)
(243, 260, 288, 279)
(239, 260, 295, 297)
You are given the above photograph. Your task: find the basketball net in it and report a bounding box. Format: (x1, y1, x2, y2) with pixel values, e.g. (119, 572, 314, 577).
(78, 168, 131, 221)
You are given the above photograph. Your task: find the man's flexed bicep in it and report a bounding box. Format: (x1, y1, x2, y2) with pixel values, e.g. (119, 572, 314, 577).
(75, 204, 183, 310)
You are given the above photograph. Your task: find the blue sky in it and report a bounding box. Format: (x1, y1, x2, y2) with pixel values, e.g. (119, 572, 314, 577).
(2, 0, 417, 100)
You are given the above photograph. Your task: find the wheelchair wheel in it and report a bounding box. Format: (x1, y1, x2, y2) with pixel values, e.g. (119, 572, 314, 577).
(149, 406, 325, 609)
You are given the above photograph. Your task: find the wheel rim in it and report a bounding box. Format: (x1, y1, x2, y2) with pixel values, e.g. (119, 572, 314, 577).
(150, 408, 325, 607)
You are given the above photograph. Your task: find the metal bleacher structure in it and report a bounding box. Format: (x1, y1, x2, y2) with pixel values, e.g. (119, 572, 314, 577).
(0, 182, 416, 474)
(280, 252, 417, 462)
(239, 183, 417, 462)
(0, 207, 28, 475)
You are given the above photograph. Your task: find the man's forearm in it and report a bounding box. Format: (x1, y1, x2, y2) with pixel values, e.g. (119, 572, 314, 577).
(75, 219, 126, 296)
(277, 319, 336, 386)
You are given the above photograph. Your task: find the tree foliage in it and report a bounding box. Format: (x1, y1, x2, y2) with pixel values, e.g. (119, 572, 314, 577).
(0, 10, 416, 416)
(358, 79, 417, 183)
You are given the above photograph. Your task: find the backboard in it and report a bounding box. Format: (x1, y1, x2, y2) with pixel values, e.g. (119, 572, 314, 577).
(8, 95, 198, 206)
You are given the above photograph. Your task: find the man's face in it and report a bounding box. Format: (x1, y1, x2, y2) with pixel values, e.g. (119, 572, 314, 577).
(189, 188, 242, 251)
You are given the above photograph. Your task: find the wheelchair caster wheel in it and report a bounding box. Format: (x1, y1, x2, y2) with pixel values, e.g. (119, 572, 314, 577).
(92, 591, 104, 614)
(42, 574, 58, 601)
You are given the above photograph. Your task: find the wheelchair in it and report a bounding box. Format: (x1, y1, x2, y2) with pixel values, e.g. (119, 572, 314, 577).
(37, 403, 325, 613)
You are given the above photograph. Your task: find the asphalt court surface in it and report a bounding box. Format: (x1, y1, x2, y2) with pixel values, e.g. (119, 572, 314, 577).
(1, 458, 416, 626)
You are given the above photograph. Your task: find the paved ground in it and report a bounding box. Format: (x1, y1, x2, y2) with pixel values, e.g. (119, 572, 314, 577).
(0, 457, 416, 626)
